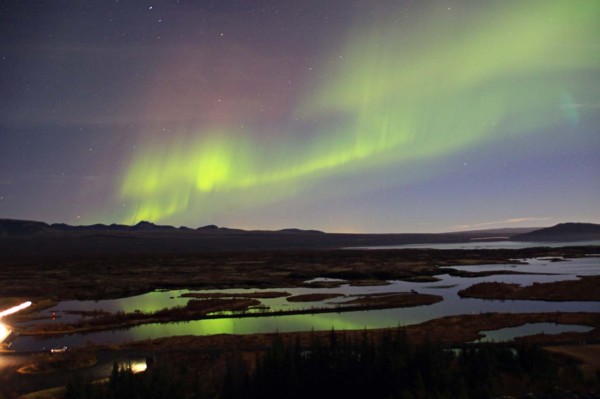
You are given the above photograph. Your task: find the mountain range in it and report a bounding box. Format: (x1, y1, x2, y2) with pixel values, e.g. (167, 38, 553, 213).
(0, 218, 598, 259)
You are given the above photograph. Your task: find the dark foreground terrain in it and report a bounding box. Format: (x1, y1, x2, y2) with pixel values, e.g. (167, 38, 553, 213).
(0, 240, 598, 398)
(3, 326, 599, 399)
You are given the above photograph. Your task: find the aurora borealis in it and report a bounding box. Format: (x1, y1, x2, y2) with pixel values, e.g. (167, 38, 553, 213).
(1, 0, 599, 232)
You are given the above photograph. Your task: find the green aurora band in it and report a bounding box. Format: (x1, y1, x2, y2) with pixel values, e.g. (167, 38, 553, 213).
(119, 0, 599, 224)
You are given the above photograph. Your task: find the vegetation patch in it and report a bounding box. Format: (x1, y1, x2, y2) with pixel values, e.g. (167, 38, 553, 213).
(63, 309, 111, 317)
(348, 279, 392, 286)
(286, 293, 345, 302)
(341, 292, 441, 307)
(458, 275, 600, 301)
(399, 275, 441, 282)
(301, 280, 344, 288)
(448, 269, 548, 278)
(425, 284, 457, 289)
(186, 298, 261, 313)
(181, 291, 290, 299)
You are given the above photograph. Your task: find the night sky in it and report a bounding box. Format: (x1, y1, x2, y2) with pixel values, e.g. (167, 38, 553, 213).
(1, 0, 598, 233)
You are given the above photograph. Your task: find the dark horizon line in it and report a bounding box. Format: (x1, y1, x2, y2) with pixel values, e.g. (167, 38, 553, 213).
(0, 215, 578, 236)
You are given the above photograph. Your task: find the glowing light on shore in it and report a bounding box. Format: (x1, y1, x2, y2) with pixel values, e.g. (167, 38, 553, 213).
(0, 301, 32, 343)
(0, 301, 32, 318)
(131, 361, 148, 373)
(0, 323, 8, 342)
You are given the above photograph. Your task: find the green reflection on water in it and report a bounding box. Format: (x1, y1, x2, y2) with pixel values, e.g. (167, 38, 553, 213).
(128, 309, 417, 341)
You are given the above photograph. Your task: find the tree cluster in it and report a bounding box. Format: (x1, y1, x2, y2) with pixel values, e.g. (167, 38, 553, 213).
(64, 329, 594, 399)
(225, 330, 585, 399)
(64, 358, 207, 399)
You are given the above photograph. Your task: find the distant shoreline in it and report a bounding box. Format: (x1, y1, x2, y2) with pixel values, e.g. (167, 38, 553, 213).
(345, 240, 600, 250)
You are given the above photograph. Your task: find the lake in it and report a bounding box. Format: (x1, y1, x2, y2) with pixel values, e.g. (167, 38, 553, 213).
(7, 256, 599, 351)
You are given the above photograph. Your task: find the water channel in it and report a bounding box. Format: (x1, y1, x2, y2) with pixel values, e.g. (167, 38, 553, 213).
(7, 256, 600, 351)
(350, 240, 600, 250)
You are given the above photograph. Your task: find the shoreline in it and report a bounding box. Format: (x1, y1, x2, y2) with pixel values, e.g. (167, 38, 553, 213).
(458, 275, 600, 301)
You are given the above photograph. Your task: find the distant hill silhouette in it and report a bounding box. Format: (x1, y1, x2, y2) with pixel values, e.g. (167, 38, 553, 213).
(511, 223, 600, 242)
(0, 219, 51, 236)
(278, 228, 325, 234)
(1, 218, 532, 239)
(130, 221, 177, 231)
(0, 218, 597, 259)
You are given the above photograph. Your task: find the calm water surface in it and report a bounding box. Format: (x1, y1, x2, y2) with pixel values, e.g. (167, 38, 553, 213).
(350, 240, 600, 250)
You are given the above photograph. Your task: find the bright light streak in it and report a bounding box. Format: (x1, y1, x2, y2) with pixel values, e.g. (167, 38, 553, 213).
(0, 301, 32, 343)
(0, 301, 32, 318)
(0, 323, 9, 342)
